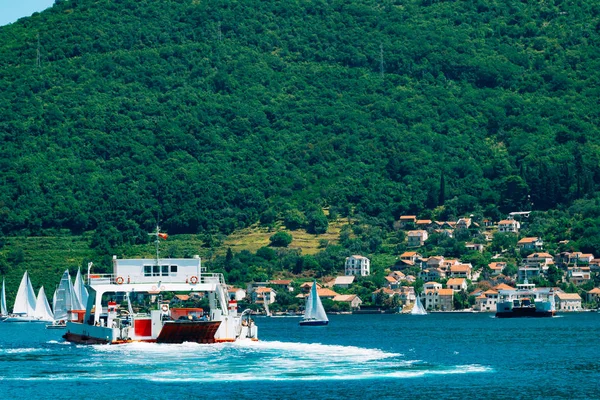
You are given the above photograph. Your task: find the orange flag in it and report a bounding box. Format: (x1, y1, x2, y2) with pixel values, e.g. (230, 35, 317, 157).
(158, 233, 168, 240)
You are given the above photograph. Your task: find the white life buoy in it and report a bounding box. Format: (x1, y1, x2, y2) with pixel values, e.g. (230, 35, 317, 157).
(190, 276, 198, 284)
(116, 276, 124, 285)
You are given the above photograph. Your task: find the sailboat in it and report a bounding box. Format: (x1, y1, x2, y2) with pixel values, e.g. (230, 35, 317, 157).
(411, 293, 428, 315)
(34, 286, 54, 322)
(299, 281, 329, 326)
(48, 270, 81, 328)
(4, 271, 39, 322)
(73, 268, 88, 309)
(1, 278, 7, 321)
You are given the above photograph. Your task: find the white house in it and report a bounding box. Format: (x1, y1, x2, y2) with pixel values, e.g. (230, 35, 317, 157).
(345, 255, 370, 276)
(407, 230, 428, 247)
(517, 237, 544, 250)
(498, 219, 520, 233)
(554, 292, 582, 311)
(446, 278, 467, 292)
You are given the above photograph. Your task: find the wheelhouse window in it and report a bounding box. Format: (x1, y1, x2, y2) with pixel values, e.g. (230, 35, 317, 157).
(153, 265, 160, 276)
(170, 265, 177, 274)
(144, 265, 152, 277)
(161, 265, 169, 276)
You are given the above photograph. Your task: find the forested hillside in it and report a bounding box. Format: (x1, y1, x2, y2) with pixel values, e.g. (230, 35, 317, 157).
(1, 0, 599, 249)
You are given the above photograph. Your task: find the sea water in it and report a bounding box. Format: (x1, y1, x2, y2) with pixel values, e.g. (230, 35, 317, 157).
(1, 313, 598, 399)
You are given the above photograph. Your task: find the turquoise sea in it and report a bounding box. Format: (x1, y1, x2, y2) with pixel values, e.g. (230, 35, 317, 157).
(1, 312, 598, 399)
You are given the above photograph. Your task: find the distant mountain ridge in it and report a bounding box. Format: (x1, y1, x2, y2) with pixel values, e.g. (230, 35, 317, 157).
(0, 0, 599, 246)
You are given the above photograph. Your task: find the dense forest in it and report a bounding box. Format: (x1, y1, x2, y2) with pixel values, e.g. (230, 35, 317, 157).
(1, 0, 600, 277)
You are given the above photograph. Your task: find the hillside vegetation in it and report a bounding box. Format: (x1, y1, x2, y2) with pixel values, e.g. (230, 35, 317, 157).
(1, 0, 600, 298)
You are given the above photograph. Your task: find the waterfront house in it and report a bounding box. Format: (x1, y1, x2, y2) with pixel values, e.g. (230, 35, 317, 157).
(252, 287, 277, 305)
(517, 237, 544, 250)
(407, 230, 428, 247)
(498, 219, 520, 233)
(437, 289, 455, 311)
(333, 294, 362, 310)
(474, 289, 499, 312)
(345, 255, 371, 276)
(554, 292, 582, 311)
(446, 278, 468, 292)
(586, 288, 600, 304)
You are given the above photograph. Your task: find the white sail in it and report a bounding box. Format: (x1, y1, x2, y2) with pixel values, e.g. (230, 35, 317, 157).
(73, 268, 88, 309)
(53, 270, 80, 321)
(302, 282, 328, 323)
(12, 271, 37, 316)
(1, 278, 7, 316)
(411, 295, 427, 315)
(34, 286, 54, 322)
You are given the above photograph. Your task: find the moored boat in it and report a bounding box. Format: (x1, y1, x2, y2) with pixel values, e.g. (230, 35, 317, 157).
(4, 271, 43, 323)
(495, 280, 555, 318)
(63, 229, 258, 344)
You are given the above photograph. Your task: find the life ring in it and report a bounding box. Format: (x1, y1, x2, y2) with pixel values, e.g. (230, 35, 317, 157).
(190, 276, 198, 284)
(161, 304, 169, 312)
(116, 276, 124, 285)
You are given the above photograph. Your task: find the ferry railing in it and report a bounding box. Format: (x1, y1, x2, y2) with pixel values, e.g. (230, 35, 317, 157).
(86, 272, 226, 286)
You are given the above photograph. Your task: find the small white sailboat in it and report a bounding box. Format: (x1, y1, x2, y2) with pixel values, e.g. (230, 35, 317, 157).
(49, 270, 81, 327)
(73, 268, 88, 309)
(411, 294, 428, 315)
(299, 281, 329, 326)
(34, 286, 54, 322)
(4, 271, 39, 322)
(1, 278, 7, 321)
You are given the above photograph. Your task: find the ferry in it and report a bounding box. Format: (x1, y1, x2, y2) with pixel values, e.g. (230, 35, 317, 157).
(495, 280, 555, 318)
(63, 230, 257, 344)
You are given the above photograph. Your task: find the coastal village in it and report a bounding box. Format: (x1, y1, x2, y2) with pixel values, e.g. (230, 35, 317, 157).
(238, 213, 600, 315)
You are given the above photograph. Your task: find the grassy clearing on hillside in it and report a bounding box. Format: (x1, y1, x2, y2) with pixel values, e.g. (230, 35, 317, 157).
(223, 219, 346, 255)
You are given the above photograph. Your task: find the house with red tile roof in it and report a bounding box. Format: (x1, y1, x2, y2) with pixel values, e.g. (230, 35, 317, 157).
(555, 292, 582, 311)
(586, 287, 600, 304)
(333, 294, 362, 310)
(488, 262, 507, 276)
(398, 215, 417, 229)
(252, 287, 277, 305)
(517, 237, 544, 250)
(446, 278, 467, 292)
(474, 289, 499, 312)
(498, 219, 520, 233)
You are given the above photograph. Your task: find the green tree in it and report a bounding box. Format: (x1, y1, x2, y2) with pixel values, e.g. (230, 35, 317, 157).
(269, 232, 293, 247)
